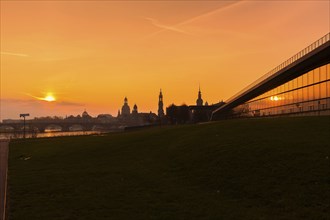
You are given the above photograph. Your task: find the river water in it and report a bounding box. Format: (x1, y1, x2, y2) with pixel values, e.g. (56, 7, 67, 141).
(0, 130, 111, 140)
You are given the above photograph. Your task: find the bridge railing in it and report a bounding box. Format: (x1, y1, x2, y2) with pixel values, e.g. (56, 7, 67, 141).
(225, 32, 330, 104)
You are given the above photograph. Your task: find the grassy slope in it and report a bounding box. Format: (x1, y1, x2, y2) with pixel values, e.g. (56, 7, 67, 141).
(8, 117, 330, 220)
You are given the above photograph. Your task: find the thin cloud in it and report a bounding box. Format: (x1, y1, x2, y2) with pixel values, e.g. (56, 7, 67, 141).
(0, 51, 29, 57)
(2, 98, 33, 103)
(2, 98, 83, 107)
(145, 17, 191, 36)
(2, 98, 43, 107)
(24, 93, 47, 101)
(57, 101, 84, 107)
(145, 1, 244, 39)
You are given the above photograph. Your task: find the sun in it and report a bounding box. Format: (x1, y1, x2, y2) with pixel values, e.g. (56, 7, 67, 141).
(43, 94, 56, 102)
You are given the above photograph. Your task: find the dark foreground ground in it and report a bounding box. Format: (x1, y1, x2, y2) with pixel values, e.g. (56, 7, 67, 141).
(0, 141, 9, 220)
(8, 117, 330, 220)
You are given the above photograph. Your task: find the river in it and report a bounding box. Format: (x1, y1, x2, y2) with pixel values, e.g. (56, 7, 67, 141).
(0, 130, 112, 140)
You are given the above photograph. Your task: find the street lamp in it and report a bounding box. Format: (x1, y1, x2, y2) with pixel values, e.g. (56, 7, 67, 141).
(20, 113, 30, 138)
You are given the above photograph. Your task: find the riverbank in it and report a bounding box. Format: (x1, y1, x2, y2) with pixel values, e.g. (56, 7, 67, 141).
(0, 130, 116, 140)
(7, 116, 330, 219)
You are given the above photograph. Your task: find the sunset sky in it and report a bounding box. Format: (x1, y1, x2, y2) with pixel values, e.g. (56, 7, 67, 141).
(1, 0, 329, 120)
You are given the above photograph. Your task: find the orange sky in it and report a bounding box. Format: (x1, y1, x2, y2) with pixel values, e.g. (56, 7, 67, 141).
(1, 0, 329, 120)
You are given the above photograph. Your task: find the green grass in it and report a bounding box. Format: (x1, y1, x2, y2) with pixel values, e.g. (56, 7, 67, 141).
(8, 117, 330, 220)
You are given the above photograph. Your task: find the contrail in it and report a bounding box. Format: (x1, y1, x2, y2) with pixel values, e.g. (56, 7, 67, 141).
(145, 1, 244, 39)
(24, 93, 56, 102)
(175, 1, 243, 27)
(0, 51, 29, 57)
(24, 93, 45, 101)
(145, 17, 191, 35)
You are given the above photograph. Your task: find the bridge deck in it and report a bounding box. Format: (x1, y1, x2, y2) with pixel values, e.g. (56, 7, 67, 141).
(212, 33, 330, 117)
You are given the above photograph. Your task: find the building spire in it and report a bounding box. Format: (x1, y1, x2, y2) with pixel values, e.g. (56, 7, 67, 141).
(158, 89, 164, 117)
(196, 85, 203, 106)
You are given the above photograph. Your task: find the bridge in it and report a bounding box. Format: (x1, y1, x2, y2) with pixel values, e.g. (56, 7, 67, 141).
(212, 32, 330, 119)
(0, 119, 125, 132)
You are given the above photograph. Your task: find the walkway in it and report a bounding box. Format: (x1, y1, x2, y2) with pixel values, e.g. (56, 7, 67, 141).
(0, 140, 9, 220)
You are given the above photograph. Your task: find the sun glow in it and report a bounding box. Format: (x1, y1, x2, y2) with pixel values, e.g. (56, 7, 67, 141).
(43, 94, 56, 102)
(270, 96, 282, 101)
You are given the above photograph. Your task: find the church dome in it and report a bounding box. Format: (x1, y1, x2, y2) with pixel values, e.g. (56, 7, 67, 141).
(132, 104, 138, 114)
(82, 110, 91, 118)
(121, 97, 130, 116)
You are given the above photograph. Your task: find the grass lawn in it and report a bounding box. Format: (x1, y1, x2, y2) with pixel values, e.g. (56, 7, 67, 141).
(8, 116, 330, 220)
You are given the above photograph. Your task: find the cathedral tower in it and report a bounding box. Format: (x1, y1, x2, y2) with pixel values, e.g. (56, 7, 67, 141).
(158, 89, 164, 117)
(196, 86, 203, 106)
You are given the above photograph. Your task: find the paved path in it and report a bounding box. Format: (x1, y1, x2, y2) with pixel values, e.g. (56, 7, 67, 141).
(0, 140, 9, 220)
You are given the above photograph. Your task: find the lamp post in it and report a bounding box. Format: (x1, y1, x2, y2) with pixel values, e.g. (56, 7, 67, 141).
(20, 113, 30, 138)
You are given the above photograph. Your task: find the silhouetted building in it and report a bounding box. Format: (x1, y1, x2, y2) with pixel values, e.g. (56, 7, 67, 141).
(196, 86, 203, 106)
(212, 33, 330, 119)
(166, 104, 191, 124)
(96, 114, 114, 123)
(116, 96, 158, 126)
(138, 112, 158, 123)
(132, 104, 138, 115)
(189, 101, 225, 122)
(158, 89, 164, 117)
(82, 110, 92, 119)
(97, 114, 113, 118)
(121, 97, 131, 116)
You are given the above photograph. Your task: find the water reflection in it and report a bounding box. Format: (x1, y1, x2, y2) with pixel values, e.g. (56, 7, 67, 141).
(0, 130, 110, 140)
(44, 125, 62, 132)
